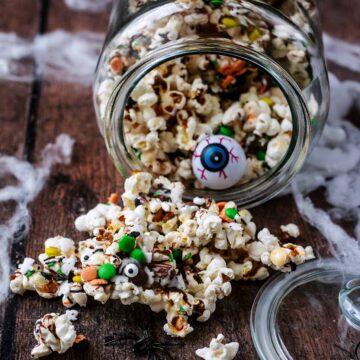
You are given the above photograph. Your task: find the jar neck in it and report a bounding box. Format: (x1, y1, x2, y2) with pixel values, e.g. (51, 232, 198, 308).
(104, 39, 311, 207)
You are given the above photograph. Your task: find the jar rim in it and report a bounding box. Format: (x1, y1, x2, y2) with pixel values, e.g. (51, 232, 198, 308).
(104, 38, 311, 207)
(250, 259, 360, 360)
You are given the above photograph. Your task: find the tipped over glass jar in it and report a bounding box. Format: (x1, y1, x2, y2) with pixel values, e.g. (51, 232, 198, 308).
(94, 0, 329, 207)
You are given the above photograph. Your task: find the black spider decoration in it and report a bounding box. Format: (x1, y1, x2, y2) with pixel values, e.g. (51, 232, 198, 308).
(104, 329, 183, 360)
(335, 341, 360, 360)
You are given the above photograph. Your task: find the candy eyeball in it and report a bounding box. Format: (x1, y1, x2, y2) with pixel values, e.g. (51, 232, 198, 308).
(80, 251, 92, 264)
(192, 135, 246, 189)
(119, 258, 148, 286)
(80, 249, 105, 266)
(124, 263, 139, 278)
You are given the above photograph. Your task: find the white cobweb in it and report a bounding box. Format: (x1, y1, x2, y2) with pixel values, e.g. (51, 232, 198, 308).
(64, 0, 112, 12)
(0, 134, 74, 302)
(0, 30, 103, 84)
(291, 34, 360, 269)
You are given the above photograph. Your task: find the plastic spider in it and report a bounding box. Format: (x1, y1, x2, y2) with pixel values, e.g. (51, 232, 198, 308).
(104, 328, 183, 359)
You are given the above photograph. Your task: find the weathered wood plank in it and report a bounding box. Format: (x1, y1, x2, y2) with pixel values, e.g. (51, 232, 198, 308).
(0, 1, 40, 358)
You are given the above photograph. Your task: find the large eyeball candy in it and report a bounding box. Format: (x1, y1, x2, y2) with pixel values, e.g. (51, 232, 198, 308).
(192, 135, 246, 189)
(119, 259, 148, 286)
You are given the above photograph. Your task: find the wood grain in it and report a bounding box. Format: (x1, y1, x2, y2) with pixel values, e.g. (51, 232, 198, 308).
(0, 0, 359, 359)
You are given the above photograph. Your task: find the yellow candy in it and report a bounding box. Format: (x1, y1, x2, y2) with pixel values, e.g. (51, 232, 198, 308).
(249, 28, 261, 42)
(72, 275, 83, 284)
(221, 17, 239, 28)
(261, 97, 273, 106)
(45, 247, 61, 257)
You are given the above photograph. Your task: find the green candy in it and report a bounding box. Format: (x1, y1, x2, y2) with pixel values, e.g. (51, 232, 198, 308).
(172, 249, 183, 261)
(210, 0, 223, 6)
(130, 248, 147, 264)
(218, 126, 234, 137)
(310, 117, 317, 126)
(25, 270, 35, 278)
(98, 263, 116, 280)
(118, 235, 136, 252)
(185, 252, 192, 261)
(256, 150, 266, 161)
(225, 207, 238, 219)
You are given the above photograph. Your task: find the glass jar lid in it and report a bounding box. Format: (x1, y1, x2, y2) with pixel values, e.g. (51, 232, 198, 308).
(251, 259, 360, 359)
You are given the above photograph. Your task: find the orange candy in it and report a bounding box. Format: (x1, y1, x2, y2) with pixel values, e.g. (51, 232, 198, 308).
(217, 202, 233, 223)
(89, 279, 108, 286)
(107, 193, 119, 204)
(110, 56, 124, 74)
(221, 75, 235, 89)
(81, 266, 98, 282)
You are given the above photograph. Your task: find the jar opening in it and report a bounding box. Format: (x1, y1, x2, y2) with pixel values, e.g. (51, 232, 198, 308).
(105, 39, 310, 207)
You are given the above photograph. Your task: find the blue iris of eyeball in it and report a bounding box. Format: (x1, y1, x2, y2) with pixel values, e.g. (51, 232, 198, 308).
(192, 135, 246, 190)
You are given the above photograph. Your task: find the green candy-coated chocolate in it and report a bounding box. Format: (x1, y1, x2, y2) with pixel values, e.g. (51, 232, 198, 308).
(172, 249, 183, 261)
(98, 263, 116, 280)
(210, 0, 222, 5)
(256, 150, 266, 161)
(118, 235, 136, 252)
(218, 126, 234, 137)
(130, 248, 147, 263)
(225, 207, 238, 219)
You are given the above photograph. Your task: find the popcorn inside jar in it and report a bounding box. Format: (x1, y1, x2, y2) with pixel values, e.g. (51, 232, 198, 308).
(122, 55, 294, 190)
(94, 0, 328, 204)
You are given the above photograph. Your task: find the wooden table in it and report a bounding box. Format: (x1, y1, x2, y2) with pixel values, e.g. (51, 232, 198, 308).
(0, 1, 359, 359)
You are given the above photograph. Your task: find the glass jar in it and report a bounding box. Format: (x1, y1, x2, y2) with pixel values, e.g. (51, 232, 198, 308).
(94, 0, 329, 207)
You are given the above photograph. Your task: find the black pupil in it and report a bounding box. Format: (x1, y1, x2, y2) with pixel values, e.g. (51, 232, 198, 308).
(210, 151, 222, 164)
(84, 255, 89, 260)
(128, 268, 134, 274)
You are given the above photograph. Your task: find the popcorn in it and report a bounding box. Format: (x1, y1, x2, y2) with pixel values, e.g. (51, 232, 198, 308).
(280, 223, 300, 238)
(195, 334, 239, 360)
(94, 0, 317, 189)
(265, 134, 291, 168)
(10, 173, 314, 337)
(31, 310, 84, 358)
(44, 236, 75, 257)
(75, 203, 122, 233)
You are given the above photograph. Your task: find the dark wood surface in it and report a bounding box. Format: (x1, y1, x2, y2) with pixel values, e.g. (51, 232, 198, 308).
(0, 1, 359, 359)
